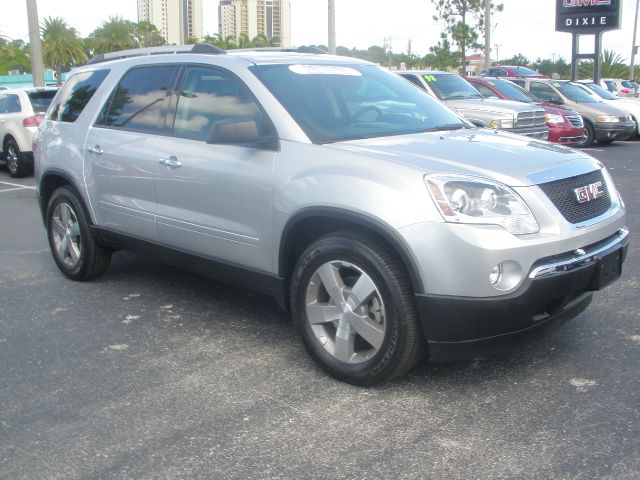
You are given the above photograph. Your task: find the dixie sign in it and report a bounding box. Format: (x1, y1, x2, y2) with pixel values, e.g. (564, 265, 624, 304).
(556, 0, 622, 33)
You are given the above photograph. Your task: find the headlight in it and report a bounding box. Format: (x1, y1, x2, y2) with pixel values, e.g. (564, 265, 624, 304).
(597, 115, 620, 122)
(489, 118, 514, 129)
(425, 175, 539, 235)
(545, 113, 565, 124)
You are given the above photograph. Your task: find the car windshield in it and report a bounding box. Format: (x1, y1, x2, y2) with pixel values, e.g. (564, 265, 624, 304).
(509, 67, 540, 76)
(621, 80, 634, 89)
(251, 64, 468, 144)
(582, 82, 618, 100)
(28, 90, 56, 114)
(488, 78, 535, 103)
(424, 74, 483, 100)
(555, 82, 598, 103)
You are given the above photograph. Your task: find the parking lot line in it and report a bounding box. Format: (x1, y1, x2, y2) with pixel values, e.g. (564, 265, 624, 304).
(0, 180, 36, 190)
(0, 187, 34, 193)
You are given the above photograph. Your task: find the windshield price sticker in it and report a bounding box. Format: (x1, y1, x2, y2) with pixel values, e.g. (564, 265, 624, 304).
(289, 65, 362, 76)
(422, 74, 438, 82)
(553, 82, 561, 88)
(488, 81, 496, 86)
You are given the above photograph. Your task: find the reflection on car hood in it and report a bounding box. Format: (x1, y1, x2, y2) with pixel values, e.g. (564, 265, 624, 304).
(331, 129, 600, 187)
(445, 97, 545, 114)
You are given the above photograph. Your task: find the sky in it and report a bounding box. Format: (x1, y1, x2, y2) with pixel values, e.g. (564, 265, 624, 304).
(1, 0, 639, 64)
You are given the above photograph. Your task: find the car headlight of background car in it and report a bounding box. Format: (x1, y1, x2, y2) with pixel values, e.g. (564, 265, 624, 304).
(597, 114, 624, 123)
(489, 118, 514, 129)
(545, 113, 565, 124)
(425, 174, 540, 235)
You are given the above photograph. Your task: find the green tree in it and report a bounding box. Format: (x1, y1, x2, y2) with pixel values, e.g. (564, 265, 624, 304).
(41, 17, 86, 86)
(499, 53, 529, 66)
(237, 32, 252, 48)
(90, 16, 136, 54)
(269, 36, 281, 47)
(251, 34, 268, 47)
(533, 57, 570, 79)
(424, 35, 460, 71)
(0, 38, 31, 75)
(203, 34, 226, 48)
(578, 50, 629, 80)
(133, 21, 165, 48)
(431, 0, 503, 74)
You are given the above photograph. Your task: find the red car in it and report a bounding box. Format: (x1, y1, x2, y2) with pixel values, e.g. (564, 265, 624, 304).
(479, 66, 547, 78)
(468, 76, 587, 146)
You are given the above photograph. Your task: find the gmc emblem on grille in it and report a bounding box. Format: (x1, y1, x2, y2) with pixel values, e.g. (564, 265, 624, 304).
(573, 181, 604, 203)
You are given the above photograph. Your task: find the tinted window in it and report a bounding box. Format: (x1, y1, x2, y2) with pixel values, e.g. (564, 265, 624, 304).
(493, 69, 508, 77)
(530, 82, 558, 102)
(48, 70, 109, 122)
(0, 94, 22, 113)
(471, 81, 498, 98)
(489, 79, 535, 103)
(582, 82, 617, 100)
(556, 82, 597, 102)
(28, 90, 56, 114)
(173, 66, 261, 142)
(621, 81, 634, 89)
(399, 74, 426, 90)
(252, 64, 468, 144)
(98, 65, 177, 134)
(510, 79, 526, 88)
(604, 81, 617, 92)
(427, 74, 483, 100)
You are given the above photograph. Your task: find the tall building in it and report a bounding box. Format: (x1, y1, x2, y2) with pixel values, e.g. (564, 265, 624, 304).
(218, 0, 291, 47)
(138, 0, 203, 45)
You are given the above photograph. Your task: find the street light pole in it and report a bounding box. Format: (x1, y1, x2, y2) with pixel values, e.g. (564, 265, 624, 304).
(26, 0, 44, 87)
(631, 0, 639, 81)
(328, 0, 336, 54)
(484, 0, 491, 67)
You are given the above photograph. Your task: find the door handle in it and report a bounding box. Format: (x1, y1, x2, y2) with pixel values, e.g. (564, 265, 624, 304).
(88, 145, 103, 155)
(159, 156, 182, 169)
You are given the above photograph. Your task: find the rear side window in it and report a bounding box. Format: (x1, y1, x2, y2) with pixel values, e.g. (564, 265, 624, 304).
(48, 70, 109, 122)
(97, 65, 177, 134)
(0, 94, 21, 113)
(28, 90, 56, 114)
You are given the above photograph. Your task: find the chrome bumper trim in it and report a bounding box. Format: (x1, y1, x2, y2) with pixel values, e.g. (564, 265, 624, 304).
(529, 228, 629, 279)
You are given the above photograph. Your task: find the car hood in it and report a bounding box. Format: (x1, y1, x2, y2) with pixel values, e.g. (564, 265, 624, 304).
(445, 97, 544, 115)
(536, 102, 580, 116)
(599, 98, 640, 116)
(330, 129, 600, 187)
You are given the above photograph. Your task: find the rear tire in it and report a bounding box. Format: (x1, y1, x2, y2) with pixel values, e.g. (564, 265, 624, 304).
(5, 139, 29, 178)
(46, 186, 111, 281)
(290, 231, 424, 386)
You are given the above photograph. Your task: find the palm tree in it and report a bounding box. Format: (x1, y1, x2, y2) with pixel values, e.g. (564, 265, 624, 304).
(251, 34, 268, 48)
(90, 16, 136, 54)
(41, 17, 86, 86)
(203, 34, 226, 49)
(237, 32, 251, 48)
(578, 49, 630, 80)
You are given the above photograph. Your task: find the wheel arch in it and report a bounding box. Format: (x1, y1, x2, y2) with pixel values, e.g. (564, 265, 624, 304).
(38, 169, 89, 224)
(278, 207, 425, 300)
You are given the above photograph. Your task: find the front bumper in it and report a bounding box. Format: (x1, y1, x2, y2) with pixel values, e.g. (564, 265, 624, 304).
(416, 228, 629, 360)
(547, 124, 586, 145)
(509, 125, 549, 140)
(594, 121, 636, 141)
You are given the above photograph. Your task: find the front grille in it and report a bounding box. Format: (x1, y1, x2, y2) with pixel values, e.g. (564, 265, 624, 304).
(517, 109, 547, 128)
(538, 170, 611, 224)
(566, 115, 584, 128)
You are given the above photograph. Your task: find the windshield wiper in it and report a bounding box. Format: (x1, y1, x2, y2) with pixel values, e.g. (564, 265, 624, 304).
(421, 124, 468, 132)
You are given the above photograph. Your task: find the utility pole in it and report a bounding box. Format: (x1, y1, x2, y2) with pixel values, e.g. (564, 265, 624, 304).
(328, 0, 336, 54)
(494, 44, 500, 63)
(484, 0, 491, 67)
(631, 0, 639, 81)
(26, 0, 44, 87)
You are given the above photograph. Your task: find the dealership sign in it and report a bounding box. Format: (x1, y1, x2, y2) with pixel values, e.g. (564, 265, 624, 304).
(556, 0, 622, 33)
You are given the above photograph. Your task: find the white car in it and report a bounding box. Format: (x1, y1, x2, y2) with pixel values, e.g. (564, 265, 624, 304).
(576, 82, 640, 137)
(0, 87, 57, 177)
(601, 78, 637, 98)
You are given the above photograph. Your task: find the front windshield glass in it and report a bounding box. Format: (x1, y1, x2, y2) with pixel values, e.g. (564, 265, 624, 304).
(556, 82, 598, 103)
(251, 64, 468, 144)
(621, 81, 634, 89)
(582, 82, 618, 100)
(427, 74, 483, 100)
(489, 79, 534, 103)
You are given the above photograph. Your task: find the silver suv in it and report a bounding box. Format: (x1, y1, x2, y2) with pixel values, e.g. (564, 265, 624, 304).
(35, 45, 629, 386)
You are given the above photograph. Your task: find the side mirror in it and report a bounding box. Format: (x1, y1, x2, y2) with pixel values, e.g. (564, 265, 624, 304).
(207, 116, 277, 149)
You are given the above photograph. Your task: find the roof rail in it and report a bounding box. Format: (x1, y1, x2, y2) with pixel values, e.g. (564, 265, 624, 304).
(85, 43, 226, 65)
(233, 46, 328, 55)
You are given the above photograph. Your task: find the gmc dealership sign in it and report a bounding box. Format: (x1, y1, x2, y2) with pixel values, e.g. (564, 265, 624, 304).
(556, 0, 622, 33)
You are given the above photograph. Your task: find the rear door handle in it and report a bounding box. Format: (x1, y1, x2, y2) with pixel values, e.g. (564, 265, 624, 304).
(159, 156, 182, 169)
(88, 145, 103, 155)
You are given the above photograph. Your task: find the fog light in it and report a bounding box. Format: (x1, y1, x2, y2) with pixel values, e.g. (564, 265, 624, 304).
(490, 264, 503, 286)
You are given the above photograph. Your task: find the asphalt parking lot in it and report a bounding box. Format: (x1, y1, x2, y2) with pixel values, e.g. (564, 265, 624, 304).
(1, 141, 639, 479)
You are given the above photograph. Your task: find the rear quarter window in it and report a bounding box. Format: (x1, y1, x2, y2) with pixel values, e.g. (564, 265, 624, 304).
(96, 65, 177, 134)
(47, 70, 110, 122)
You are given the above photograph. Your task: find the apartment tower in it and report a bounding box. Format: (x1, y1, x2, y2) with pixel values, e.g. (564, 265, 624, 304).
(138, 0, 203, 45)
(218, 0, 291, 47)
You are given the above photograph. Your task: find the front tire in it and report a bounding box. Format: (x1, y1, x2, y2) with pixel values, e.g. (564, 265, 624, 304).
(290, 231, 424, 386)
(575, 122, 594, 148)
(46, 186, 111, 280)
(5, 139, 29, 178)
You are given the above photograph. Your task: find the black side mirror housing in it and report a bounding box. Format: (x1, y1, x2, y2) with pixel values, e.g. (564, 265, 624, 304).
(207, 116, 277, 149)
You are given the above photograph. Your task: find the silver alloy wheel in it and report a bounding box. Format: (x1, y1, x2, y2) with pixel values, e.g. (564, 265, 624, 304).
(305, 260, 386, 364)
(6, 143, 19, 174)
(51, 202, 82, 268)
